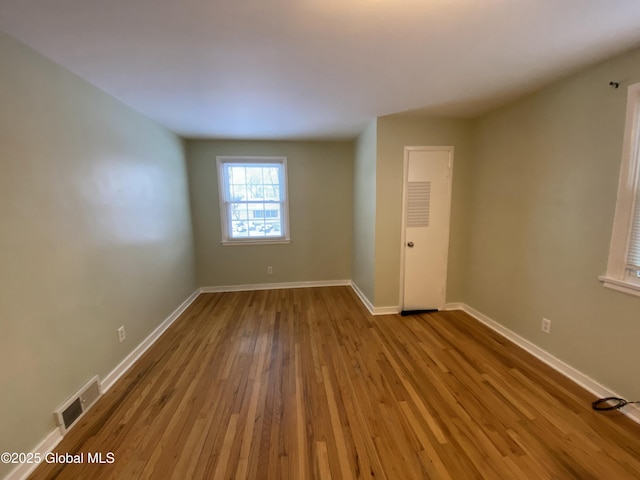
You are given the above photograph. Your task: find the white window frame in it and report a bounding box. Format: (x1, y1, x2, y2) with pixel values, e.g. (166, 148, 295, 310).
(216, 156, 291, 246)
(601, 82, 640, 297)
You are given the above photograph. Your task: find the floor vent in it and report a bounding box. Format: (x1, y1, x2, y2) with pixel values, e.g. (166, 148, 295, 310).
(54, 376, 102, 433)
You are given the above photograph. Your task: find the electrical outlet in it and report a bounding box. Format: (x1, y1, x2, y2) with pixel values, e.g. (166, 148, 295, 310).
(117, 326, 126, 343)
(267, 266, 273, 275)
(541, 318, 551, 334)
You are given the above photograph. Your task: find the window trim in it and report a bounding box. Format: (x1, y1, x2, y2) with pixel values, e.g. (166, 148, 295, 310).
(216, 156, 291, 246)
(601, 82, 640, 296)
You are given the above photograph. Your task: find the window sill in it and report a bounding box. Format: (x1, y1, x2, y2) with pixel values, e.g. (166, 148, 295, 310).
(599, 275, 640, 298)
(221, 239, 291, 246)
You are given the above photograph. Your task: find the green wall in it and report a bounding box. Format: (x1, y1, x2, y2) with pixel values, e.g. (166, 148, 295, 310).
(187, 140, 353, 287)
(375, 115, 473, 308)
(466, 47, 640, 399)
(352, 120, 377, 302)
(0, 32, 196, 477)
(5, 20, 640, 475)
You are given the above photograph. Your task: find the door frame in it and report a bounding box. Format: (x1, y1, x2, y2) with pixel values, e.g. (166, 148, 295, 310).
(399, 146, 454, 311)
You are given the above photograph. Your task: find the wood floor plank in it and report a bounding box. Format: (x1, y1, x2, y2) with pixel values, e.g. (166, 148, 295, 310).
(28, 287, 640, 479)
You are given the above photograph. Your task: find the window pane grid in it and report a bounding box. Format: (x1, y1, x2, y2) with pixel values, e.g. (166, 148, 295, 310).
(227, 201, 284, 238)
(603, 83, 640, 294)
(625, 107, 640, 271)
(627, 188, 640, 269)
(219, 158, 287, 241)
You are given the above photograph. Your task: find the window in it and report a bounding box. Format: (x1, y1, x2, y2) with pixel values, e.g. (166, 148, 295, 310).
(601, 82, 640, 296)
(216, 156, 290, 245)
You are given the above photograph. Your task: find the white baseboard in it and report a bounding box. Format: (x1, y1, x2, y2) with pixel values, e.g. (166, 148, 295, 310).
(372, 305, 401, 315)
(19, 290, 636, 480)
(4, 429, 63, 480)
(100, 289, 201, 393)
(4, 289, 202, 480)
(200, 279, 351, 293)
(4, 289, 201, 480)
(443, 302, 640, 424)
(201, 280, 400, 315)
(350, 282, 374, 313)
(349, 282, 400, 315)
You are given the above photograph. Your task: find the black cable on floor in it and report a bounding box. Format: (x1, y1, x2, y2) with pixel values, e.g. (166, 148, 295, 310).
(592, 397, 640, 411)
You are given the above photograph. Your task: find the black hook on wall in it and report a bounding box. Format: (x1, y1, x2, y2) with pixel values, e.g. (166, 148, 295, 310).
(609, 81, 620, 89)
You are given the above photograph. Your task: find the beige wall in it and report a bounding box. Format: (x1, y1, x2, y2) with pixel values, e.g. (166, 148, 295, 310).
(0, 32, 196, 476)
(187, 140, 353, 287)
(5, 16, 640, 473)
(466, 47, 640, 399)
(352, 120, 377, 302)
(375, 115, 473, 308)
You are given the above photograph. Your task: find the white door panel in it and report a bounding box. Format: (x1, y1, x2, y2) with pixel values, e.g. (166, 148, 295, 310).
(402, 148, 453, 311)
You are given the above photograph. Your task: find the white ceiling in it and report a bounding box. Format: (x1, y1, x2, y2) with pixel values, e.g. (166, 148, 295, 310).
(2, 0, 640, 140)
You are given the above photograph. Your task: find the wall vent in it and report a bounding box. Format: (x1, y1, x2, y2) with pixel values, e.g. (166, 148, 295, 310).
(54, 376, 102, 433)
(407, 181, 431, 228)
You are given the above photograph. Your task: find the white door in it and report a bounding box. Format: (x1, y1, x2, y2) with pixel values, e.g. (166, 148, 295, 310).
(401, 147, 453, 311)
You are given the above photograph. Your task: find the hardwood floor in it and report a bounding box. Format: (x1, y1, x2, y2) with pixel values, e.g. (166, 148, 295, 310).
(30, 287, 640, 479)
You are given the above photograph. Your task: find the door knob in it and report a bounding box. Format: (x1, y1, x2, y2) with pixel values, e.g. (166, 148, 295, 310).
(407, 241, 414, 247)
